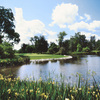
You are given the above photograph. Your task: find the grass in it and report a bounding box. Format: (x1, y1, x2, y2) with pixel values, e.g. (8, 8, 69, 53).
(72, 52, 89, 55)
(91, 50, 100, 53)
(16, 53, 67, 60)
(0, 73, 100, 100)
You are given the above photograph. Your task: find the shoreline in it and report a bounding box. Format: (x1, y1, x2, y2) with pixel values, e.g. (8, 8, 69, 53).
(30, 55, 72, 63)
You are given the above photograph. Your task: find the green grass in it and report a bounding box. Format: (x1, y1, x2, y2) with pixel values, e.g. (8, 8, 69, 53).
(16, 53, 67, 60)
(72, 52, 89, 55)
(91, 50, 100, 53)
(0, 73, 100, 100)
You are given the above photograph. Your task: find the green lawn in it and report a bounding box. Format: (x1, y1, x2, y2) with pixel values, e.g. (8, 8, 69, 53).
(16, 53, 67, 60)
(91, 50, 100, 53)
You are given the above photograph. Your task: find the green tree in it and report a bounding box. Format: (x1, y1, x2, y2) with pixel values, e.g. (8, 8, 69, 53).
(0, 6, 20, 44)
(0, 42, 15, 58)
(82, 47, 90, 52)
(77, 43, 82, 52)
(89, 36, 96, 50)
(57, 47, 66, 55)
(69, 32, 87, 52)
(96, 40, 100, 50)
(47, 42, 58, 54)
(30, 37, 34, 45)
(31, 35, 48, 53)
(57, 31, 67, 47)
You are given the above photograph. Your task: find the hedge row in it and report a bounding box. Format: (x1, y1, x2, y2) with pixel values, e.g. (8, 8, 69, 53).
(0, 56, 30, 67)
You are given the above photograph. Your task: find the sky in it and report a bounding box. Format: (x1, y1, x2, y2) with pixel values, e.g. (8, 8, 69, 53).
(1, 0, 100, 50)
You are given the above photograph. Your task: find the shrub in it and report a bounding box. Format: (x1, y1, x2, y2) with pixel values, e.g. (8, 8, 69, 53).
(77, 43, 82, 52)
(56, 47, 66, 55)
(0, 56, 30, 67)
(82, 47, 90, 52)
(0, 42, 15, 59)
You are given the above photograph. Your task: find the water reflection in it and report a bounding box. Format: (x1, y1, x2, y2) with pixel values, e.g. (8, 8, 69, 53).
(0, 55, 100, 84)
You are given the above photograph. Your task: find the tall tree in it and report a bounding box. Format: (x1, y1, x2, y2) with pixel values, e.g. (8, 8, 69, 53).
(57, 31, 67, 47)
(90, 36, 96, 50)
(48, 42, 58, 54)
(31, 35, 48, 53)
(0, 6, 20, 44)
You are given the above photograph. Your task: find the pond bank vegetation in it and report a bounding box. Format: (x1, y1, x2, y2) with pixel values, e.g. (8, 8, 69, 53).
(0, 56, 30, 67)
(0, 72, 100, 100)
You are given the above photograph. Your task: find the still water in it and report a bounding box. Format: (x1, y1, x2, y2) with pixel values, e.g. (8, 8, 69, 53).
(0, 55, 100, 84)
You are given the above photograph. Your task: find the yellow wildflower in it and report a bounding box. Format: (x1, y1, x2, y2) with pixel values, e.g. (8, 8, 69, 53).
(41, 93, 45, 97)
(71, 95, 74, 100)
(78, 88, 82, 90)
(70, 90, 72, 92)
(21, 89, 24, 92)
(15, 92, 19, 97)
(7, 89, 11, 94)
(90, 86, 94, 88)
(88, 91, 90, 94)
(8, 78, 11, 82)
(96, 95, 98, 98)
(30, 89, 33, 93)
(52, 81, 55, 84)
(65, 98, 69, 100)
(44, 95, 48, 99)
(26, 89, 28, 93)
(17, 77, 20, 80)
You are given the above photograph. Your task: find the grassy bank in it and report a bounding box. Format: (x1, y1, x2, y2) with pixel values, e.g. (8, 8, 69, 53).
(72, 51, 100, 55)
(0, 56, 30, 67)
(0, 74, 100, 100)
(16, 53, 67, 60)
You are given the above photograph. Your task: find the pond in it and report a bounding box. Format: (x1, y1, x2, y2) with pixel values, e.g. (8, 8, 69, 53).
(0, 55, 100, 84)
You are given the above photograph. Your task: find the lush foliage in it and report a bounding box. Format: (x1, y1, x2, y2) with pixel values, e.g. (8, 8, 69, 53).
(0, 56, 30, 67)
(18, 32, 100, 55)
(19, 36, 48, 53)
(47, 42, 58, 54)
(0, 42, 15, 59)
(0, 73, 100, 100)
(82, 47, 90, 52)
(0, 6, 20, 44)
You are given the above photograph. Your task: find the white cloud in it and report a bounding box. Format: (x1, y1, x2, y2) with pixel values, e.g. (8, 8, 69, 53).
(49, 3, 78, 28)
(68, 21, 100, 32)
(80, 16, 84, 20)
(84, 14, 91, 21)
(14, 8, 57, 50)
(80, 31, 100, 41)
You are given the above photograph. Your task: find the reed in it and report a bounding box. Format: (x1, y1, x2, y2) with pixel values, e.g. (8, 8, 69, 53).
(0, 73, 100, 100)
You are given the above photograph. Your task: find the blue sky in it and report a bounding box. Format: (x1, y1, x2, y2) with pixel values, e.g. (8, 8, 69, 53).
(1, 0, 100, 49)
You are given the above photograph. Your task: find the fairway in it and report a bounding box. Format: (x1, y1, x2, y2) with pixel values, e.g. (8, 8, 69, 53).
(16, 53, 67, 60)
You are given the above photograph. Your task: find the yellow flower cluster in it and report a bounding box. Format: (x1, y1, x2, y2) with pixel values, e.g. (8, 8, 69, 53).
(36, 88, 40, 94)
(0, 74, 4, 80)
(8, 78, 11, 82)
(41, 93, 48, 99)
(7, 89, 11, 94)
(15, 92, 19, 97)
(30, 89, 33, 93)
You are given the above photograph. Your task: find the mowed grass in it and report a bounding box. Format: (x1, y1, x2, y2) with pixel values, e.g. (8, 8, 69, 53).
(16, 53, 67, 60)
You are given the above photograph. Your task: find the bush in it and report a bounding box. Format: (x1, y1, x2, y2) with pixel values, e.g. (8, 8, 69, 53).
(77, 43, 82, 52)
(0, 56, 30, 67)
(0, 42, 15, 59)
(56, 47, 66, 55)
(82, 47, 90, 52)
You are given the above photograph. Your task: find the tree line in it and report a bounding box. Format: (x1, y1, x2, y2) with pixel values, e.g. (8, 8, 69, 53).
(0, 6, 20, 58)
(0, 6, 100, 58)
(19, 32, 100, 54)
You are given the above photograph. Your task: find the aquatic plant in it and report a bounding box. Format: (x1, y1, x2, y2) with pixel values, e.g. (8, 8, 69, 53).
(0, 73, 100, 100)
